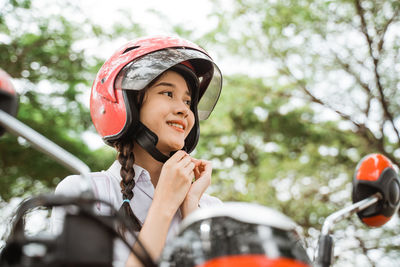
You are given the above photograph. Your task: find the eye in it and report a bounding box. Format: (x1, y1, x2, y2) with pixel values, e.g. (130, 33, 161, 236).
(184, 99, 191, 106)
(161, 91, 173, 98)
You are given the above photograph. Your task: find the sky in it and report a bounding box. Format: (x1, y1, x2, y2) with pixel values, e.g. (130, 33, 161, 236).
(76, 0, 218, 59)
(79, 0, 215, 35)
(75, 0, 273, 77)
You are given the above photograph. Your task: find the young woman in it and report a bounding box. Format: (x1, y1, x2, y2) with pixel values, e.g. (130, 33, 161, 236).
(51, 36, 223, 266)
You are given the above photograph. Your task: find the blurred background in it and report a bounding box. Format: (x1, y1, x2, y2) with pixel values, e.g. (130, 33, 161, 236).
(1, 0, 399, 266)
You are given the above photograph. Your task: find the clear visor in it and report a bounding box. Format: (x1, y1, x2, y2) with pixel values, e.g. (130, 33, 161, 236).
(115, 48, 222, 120)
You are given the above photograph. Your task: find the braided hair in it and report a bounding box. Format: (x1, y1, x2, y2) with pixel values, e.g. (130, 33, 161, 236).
(114, 89, 146, 233)
(115, 140, 142, 232)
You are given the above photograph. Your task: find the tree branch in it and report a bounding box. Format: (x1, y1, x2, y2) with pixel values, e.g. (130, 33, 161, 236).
(354, 235, 376, 266)
(277, 65, 397, 164)
(278, 66, 364, 129)
(333, 53, 371, 96)
(332, 52, 372, 115)
(354, 0, 400, 145)
(355, 0, 375, 61)
(377, 7, 400, 52)
(374, 64, 400, 145)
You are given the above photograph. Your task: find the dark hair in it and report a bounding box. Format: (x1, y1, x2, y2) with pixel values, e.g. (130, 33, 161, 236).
(115, 87, 146, 232)
(115, 139, 142, 232)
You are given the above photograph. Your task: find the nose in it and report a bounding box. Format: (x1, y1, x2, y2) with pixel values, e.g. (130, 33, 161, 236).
(174, 99, 190, 118)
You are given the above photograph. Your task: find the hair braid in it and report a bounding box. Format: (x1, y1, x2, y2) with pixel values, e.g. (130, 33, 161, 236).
(115, 140, 142, 232)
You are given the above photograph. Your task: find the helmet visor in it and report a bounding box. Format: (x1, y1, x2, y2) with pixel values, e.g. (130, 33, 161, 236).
(115, 48, 222, 120)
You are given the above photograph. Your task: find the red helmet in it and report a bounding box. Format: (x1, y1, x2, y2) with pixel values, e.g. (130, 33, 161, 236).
(90, 36, 222, 162)
(0, 69, 18, 136)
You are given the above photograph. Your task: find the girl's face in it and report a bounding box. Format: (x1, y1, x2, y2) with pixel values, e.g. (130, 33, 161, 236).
(139, 70, 195, 154)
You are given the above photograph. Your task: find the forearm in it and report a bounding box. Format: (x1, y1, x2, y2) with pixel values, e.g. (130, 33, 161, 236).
(126, 152, 197, 266)
(180, 195, 200, 219)
(126, 201, 176, 267)
(180, 159, 212, 219)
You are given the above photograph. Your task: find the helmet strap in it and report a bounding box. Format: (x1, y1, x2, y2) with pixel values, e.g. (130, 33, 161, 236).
(133, 121, 170, 163)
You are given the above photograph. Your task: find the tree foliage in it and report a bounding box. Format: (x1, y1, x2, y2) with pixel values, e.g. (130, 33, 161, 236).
(0, 0, 145, 200)
(207, 0, 400, 164)
(188, 0, 400, 265)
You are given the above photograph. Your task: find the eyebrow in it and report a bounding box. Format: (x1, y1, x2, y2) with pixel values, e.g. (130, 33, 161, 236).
(155, 82, 175, 88)
(155, 82, 191, 96)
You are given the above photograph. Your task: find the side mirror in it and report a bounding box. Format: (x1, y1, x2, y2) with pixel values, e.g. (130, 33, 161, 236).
(317, 153, 400, 267)
(353, 153, 400, 227)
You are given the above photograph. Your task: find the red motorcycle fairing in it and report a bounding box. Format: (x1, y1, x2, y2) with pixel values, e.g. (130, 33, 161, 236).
(197, 255, 310, 267)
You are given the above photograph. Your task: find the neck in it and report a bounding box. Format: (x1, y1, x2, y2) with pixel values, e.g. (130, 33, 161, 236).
(133, 142, 164, 187)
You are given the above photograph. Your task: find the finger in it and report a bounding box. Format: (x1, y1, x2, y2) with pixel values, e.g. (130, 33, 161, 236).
(176, 160, 194, 180)
(197, 160, 212, 178)
(183, 161, 196, 174)
(202, 160, 212, 175)
(194, 166, 201, 179)
(191, 158, 201, 167)
(169, 153, 191, 170)
(189, 170, 194, 180)
(167, 150, 188, 163)
(194, 159, 207, 176)
(178, 154, 192, 168)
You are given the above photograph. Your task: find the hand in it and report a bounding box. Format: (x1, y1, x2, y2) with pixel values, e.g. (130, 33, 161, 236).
(152, 150, 195, 217)
(128, 151, 196, 266)
(180, 159, 212, 218)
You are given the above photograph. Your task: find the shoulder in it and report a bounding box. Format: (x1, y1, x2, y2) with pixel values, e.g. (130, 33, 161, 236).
(199, 194, 223, 208)
(54, 170, 115, 197)
(54, 174, 85, 197)
(54, 169, 120, 215)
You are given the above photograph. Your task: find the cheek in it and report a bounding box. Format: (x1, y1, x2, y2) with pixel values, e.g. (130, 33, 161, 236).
(139, 105, 150, 125)
(139, 100, 163, 130)
(185, 112, 196, 136)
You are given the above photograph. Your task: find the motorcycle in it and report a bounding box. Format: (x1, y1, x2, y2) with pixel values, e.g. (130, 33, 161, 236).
(0, 72, 399, 267)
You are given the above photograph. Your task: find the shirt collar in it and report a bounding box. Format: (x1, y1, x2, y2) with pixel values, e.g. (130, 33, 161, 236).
(108, 160, 151, 183)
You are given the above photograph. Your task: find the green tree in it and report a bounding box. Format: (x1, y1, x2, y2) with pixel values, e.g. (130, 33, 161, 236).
(207, 0, 400, 165)
(185, 0, 400, 265)
(0, 0, 144, 200)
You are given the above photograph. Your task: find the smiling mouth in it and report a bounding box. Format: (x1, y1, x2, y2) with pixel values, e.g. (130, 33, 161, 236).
(167, 121, 185, 132)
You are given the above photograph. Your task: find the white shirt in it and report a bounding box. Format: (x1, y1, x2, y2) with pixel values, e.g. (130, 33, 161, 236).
(50, 160, 222, 267)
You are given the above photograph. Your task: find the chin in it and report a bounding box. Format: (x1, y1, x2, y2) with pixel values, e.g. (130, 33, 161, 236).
(169, 143, 185, 151)
(158, 141, 185, 154)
